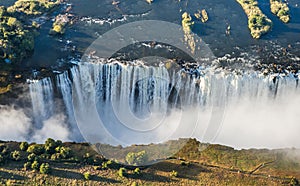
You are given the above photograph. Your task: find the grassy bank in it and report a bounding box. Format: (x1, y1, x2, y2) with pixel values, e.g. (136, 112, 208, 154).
(0, 139, 299, 185)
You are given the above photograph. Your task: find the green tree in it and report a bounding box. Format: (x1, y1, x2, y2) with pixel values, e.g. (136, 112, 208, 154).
(11, 150, 21, 161)
(27, 153, 37, 162)
(40, 163, 51, 174)
(23, 162, 31, 170)
(118, 167, 127, 177)
(27, 144, 44, 155)
(20, 142, 29, 151)
(55, 146, 71, 159)
(125, 151, 148, 166)
(83, 172, 91, 180)
(45, 138, 58, 154)
(134, 168, 141, 175)
(0, 6, 6, 18)
(31, 160, 39, 171)
(7, 17, 17, 27)
(170, 170, 178, 177)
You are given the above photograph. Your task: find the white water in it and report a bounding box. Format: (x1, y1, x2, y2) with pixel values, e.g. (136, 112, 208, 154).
(1, 61, 299, 149)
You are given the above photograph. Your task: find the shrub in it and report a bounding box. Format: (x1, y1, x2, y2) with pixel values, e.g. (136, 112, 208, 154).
(20, 142, 29, 151)
(11, 150, 21, 161)
(52, 24, 63, 34)
(0, 145, 8, 155)
(27, 144, 44, 155)
(40, 163, 51, 174)
(31, 160, 39, 171)
(7, 17, 17, 27)
(290, 177, 299, 186)
(170, 170, 178, 177)
(118, 167, 127, 177)
(131, 182, 138, 186)
(24, 162, 31, 170)
(83, 172, 91, 180)
(28, 153, 37, 162)
(125, 151, 148, 166)
(50, 153, 61, 161)
(55, 146, 71, 159)
(45, 138, 58, 154)
(134, 168, 141, 175)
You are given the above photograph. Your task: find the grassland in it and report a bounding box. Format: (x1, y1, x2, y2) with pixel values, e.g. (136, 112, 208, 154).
(0, 139, 299, 185)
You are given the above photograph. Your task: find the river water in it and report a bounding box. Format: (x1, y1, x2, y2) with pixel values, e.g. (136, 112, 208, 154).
(0, 0, 300, 150)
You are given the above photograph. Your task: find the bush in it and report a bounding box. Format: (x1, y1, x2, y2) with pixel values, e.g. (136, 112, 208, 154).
(134, 168, 141, 175)
(11, 150, 21, 161)
(50, 153, 61, 161)
(118, 167, 127, 177)
(83, 172, 91, 180)
(0, 145, 8, 155)
(28, 153, 37, 162)
(45, 138, 58, 154)
(24, 162, 31, 170)
(27, 144, 44, 155)
(20, 142, 29, 151)
(31, 160, 39, 171)
(290, 177, 299, 186)
(125, 151, 148, 166)
(170, 170, 178, 177)
(55, 146, 71, 159)
(131, 182, 138, 186)
(40, 163, 51, 174)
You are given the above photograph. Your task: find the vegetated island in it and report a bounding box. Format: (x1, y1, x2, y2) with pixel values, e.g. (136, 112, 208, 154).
(236, 0, 273, 39)
(270, 0, 290, 23)
(0, 138, 299, 185)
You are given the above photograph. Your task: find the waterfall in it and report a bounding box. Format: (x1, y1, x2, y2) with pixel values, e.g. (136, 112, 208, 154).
(29, 77, 54, 128)
(27, 61, 300, 147)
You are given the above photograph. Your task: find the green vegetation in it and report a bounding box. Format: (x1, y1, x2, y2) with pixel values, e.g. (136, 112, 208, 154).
(236, 0, 272, 39)
(19, 142, 28, 151)
(7, 0, 59, 15)
(27, 144, 44, 155)
(134, 167, 140, 175)
(194, 9, 209, 23)
(270, 0, 290, 23)
(181, 12, 196, 54)
(0, 6, 35, 64)
(125, 150, 148, 166)
(83, 172, 91, 180)
(49, 14, 72, 35)
(10, 150, 20, 161)
(170, 170, 178, 177)
(0, 139, 299, 185)
(118, 167, 127, 177)
(31, 160, 39, 171)
(181, 12, 194, 33)
(23, 162, 31, 170)
(39, 163, 51, 174)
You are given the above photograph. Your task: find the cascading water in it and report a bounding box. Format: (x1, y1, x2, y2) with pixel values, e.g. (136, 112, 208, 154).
(29, 77, 54, 128)
(26, 60, 300, 148)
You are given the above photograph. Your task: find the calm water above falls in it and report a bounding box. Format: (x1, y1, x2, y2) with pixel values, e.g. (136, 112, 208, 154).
(0, 0, 300, 149)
